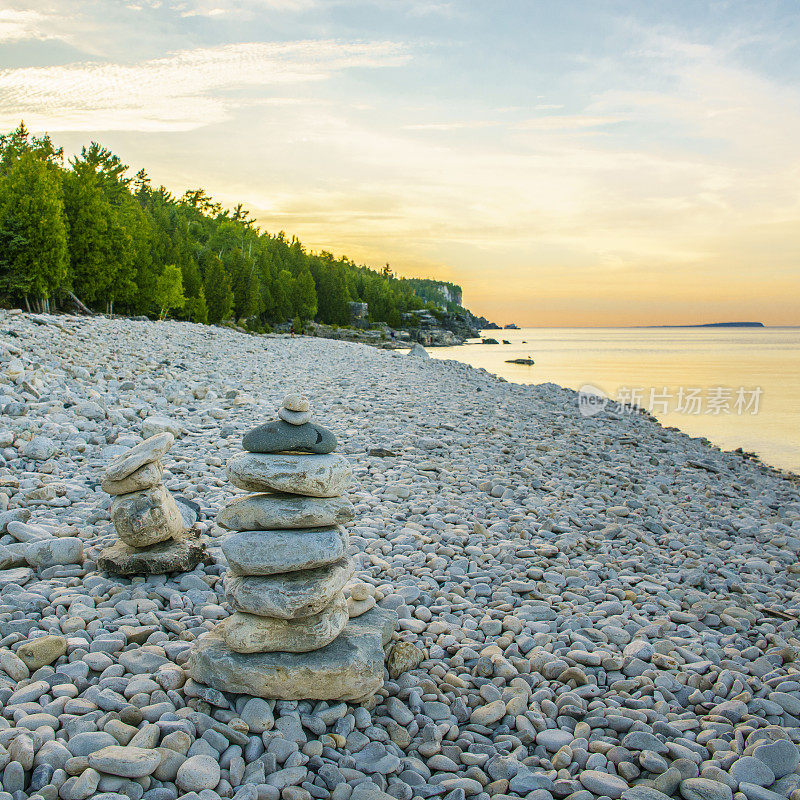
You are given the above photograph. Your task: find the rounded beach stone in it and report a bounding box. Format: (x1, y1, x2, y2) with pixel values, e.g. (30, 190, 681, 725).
(176, 754, 220, 792)
(221, 527, 348, 576)
(104, 433, 173, 481)
(679, 778, 733, 800)
(283, 394, 310, 412)
(101, 460, 164, 495)
(730, 757, 775, 788)
(218, 492, 354, 530)
(87, 745, 161, 778)
(224, 557, 354, 619)
(278, 407, 312, 425)
(220, 593, 348, 653)
(348, 595, 376, 618)
(110, 485, 184, 547)
(16, 634, 67, 670)
(227, 453, 352, 497)
(25, 536, 83, 568)
(754, 740, 800, 779)
(579, 769, 629, 799)
(241, 420, 337, 455)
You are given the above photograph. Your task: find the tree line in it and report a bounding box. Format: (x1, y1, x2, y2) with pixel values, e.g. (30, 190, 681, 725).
(0, 123, 447, 328)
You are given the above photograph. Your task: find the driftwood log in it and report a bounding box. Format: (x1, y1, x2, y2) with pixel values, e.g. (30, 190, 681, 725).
(61, 290, 94, 316)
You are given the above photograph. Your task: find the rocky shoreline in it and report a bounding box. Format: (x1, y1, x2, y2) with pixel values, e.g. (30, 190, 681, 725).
(0, 312, 799, 800)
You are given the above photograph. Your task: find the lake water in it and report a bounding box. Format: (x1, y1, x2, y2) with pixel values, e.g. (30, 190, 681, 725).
(429, 327, 800, 474)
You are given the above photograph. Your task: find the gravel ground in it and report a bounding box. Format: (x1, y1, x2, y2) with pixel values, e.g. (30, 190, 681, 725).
(0, 311, 799, 800)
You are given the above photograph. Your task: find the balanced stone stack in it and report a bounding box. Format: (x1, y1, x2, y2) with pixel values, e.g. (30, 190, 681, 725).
(97, 432, 206, 574)
(190, 395, 395, 702)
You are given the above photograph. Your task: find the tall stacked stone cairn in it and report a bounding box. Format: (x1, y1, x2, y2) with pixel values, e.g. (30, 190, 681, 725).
(97, 432, 207, 574)
(190, 394, 396, 702)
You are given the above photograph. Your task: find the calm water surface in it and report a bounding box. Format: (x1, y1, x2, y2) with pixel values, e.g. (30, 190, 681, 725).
(430, 327, 800, 474)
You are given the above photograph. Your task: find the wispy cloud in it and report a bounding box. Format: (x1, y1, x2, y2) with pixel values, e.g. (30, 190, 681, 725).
(0, 8, 59, 42)
(176, 0, 318, 17)
(514, 115, 623, 132)
(404, 120, 501, 131)
(0, 40, 409, 132)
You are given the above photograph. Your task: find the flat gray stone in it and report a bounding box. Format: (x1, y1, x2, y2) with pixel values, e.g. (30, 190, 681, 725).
(680, 778, 733, 800)
(754, 740, 800, 779)
(98, 533, 207, 575)
(104, 433, 173, 481)
(537, 729, 573, 752)
(580, 769, 629, 799)
(730, 757, 775, 788)
(737, 784, 785, 800)
(189, 606, 396, 701)
(221, 527, 348, 576)
(277, 407, 312, 425)
(67, 732, 117, 757)
(87, 745, 161, 778)
(102, 460, 163, 495)
(220, 593, 348, 653)
(0, 567, 33, 588)
(110, 485, 184, 547)
(119, 647, 170, 674)
(243, 420, 337, 454)
(224, 557, 353, 619)
(25, 537, 83, 569)
(623, 789, 673, 800)
(227, 453, 352, 497)
(218, 493, 354, 531)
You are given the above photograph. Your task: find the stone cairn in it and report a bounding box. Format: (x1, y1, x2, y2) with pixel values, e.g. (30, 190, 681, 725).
(190, 395, 395, 702)
(97, 432, 206, 574)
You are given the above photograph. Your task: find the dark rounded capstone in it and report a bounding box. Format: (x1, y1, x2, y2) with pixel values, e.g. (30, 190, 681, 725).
(242, 420, 337, 454)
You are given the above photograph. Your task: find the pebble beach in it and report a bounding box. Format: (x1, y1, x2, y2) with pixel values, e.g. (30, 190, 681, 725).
(1, 311, 799, 800)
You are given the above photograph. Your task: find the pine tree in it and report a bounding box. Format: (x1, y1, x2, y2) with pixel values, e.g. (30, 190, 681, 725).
(63, 163, 114, 305)
(184, 285, 209, 324)
(274, 269, 294, 321)
(0, 149, 67, 310)
(204, 258, 234, 323)
(291, 267, 317, 320)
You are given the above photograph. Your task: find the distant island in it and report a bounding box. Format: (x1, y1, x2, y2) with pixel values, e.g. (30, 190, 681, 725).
(648, 322, 765, 328)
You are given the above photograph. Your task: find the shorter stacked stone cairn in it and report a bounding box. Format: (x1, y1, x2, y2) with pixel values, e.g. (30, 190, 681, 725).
(190, 394, 395, 702)
(97, 432, 206, 574)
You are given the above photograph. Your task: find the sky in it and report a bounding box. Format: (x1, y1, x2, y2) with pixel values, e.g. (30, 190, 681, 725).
(1, 0, 799, 326)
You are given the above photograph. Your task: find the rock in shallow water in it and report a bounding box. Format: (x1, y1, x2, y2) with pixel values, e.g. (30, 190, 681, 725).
(227, 452, 352, 497)
(190, 606, 396, 701)
(221, 526, 348, 575)
(220, 593, 349, 653)
(224, 557, 354, 618)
